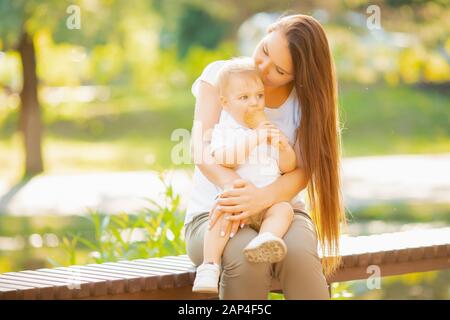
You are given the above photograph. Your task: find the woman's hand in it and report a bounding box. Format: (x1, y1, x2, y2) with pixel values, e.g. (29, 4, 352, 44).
(217, 179, 273, 222)
(208, 202, 244, 239)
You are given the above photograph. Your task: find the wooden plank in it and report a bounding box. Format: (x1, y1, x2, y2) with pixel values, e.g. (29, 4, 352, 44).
(115, 261, 192, 286)
(111, 261, 192, 286)
(1, 272, 74, 300)
(135, 257, 195, 270)
(371, 251, 385, 266)
(85, 285, 217, 300)
(117, 260, 196, 284)
(384, 249, 399, 264)
(424, 245, 437, 259)
(0, 284, 23, 300)
(0, 281, 42, 300)
(115, 260, 192, 272)
(90, 262, 190, 289)
(77, 265, 148, 293)
(397, 248, 412, 263)
(55, 266, 128, 295)
(35, 268, 109, 297)
(88, 263, 161, 291)
(61, 266, 129, 295)
(435, 244, 448, 258)
(409, 246, 425, 261)
(79, 264, 175, 290)
(19, 270, 91, 299)
(0, 277, 53, 299)
(121, 260, 195, 274)
(133, 258, 194, 271)
(356, 253, 371, 268)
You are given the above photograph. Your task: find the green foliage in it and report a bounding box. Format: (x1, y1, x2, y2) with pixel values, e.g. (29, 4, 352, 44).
(48, 175, 186, 267)
(339, 84, 450, 156)
(346, 203, 450, 224)
(0, 0, 25, 49)
(175, 4, 230, 58)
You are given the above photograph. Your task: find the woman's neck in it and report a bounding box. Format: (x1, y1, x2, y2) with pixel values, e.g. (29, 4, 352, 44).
(264, 82, 294, 108)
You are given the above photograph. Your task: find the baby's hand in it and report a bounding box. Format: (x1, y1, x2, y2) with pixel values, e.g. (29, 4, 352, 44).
(263, 124, 290, 150)
(255, 121, 277, 145)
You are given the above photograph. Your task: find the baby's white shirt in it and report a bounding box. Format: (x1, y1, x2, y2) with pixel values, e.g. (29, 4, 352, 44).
(210, 110, 281, 189)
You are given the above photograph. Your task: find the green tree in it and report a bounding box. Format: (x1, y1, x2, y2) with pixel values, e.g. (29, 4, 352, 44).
(0, 0, 152, 177)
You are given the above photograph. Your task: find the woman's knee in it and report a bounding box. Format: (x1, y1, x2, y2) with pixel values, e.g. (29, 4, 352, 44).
(221, 227, 270, 275)
(220, 227, 272, 299)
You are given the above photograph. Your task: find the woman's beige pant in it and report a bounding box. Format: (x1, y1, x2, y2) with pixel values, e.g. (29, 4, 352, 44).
(185, 209, 330, 300)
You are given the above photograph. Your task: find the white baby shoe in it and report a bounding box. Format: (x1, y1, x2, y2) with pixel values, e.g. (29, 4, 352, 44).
(192, 262, 221, 294)
(243, 232, 287, 263)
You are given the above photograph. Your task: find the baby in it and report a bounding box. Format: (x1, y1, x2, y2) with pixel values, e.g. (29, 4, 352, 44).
(192, 57, 298, 294)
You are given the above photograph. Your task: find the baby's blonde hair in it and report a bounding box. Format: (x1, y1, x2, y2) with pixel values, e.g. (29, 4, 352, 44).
(216, 57, 262, 96)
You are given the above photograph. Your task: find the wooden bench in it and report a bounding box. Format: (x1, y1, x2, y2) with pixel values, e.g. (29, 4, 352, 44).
(1, 227, 449, 299)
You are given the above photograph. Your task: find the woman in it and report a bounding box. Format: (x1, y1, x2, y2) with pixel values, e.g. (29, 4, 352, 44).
(184, 14, 345, 299)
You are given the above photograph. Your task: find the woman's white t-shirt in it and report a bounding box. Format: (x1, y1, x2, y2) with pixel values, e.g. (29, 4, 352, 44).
(185, 60, 307, 226)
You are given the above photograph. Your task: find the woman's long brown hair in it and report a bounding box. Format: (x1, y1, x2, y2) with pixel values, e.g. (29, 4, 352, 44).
(269, 15, 346, 277)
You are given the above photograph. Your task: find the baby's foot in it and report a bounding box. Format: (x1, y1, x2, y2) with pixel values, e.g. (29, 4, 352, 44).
(243, 232, 287, 263)
(192, 262, 221, 294)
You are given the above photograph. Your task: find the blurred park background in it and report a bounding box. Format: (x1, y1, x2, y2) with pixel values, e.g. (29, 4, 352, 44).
(0, 0, 449, 299)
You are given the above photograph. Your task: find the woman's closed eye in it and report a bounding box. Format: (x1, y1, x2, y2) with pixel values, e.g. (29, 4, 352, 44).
(263, 43, 285, 75)
(239, 95, 248, 100)
(262, 43, 268, 56)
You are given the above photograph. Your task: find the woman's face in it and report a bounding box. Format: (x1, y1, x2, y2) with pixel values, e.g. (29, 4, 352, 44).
(252, 30, 294, 88)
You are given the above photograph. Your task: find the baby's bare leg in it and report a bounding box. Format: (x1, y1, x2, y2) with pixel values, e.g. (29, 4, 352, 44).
(203, 214, 232, 265)
(259, 202, 294, 238)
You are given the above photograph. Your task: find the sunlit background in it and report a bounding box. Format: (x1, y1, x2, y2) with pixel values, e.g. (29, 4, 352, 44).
(0, 0, 449, 299)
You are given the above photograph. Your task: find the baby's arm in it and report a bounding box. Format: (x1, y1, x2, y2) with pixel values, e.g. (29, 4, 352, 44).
(212, 130, 266, 169)
(277, 138, 297, 174)
(257, 122, 296, 174)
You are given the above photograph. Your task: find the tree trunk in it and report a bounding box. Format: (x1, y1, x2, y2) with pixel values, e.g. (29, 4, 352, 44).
(18, 31, 43, 176)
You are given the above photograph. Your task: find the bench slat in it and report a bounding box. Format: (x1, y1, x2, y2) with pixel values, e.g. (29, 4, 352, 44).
(81, 264, 174, 290)
(98, 262, 191, 288)
(1, 272, 78, 299)
(58, 267, 128, 295)
(0, 282, 37, 300)
(19, 270, 91, 299)
(112, 261, 195, 284)
(0, 276, 54, 299)
(34, 269, 109, 296)
(88, 263, 170, 291)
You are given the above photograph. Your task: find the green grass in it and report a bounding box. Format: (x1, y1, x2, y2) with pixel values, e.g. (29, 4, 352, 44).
(339, 84, 450, 156)
(345, 202, 450, 224)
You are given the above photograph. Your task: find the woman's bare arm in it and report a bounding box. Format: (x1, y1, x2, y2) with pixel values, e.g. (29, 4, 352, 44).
(190, 80, 241, 189)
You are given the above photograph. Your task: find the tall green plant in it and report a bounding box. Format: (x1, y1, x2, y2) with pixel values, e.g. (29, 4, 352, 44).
(48, 174, 186, 267)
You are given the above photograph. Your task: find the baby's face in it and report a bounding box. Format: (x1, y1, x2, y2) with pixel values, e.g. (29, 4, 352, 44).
(221, 74, 265, 127)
